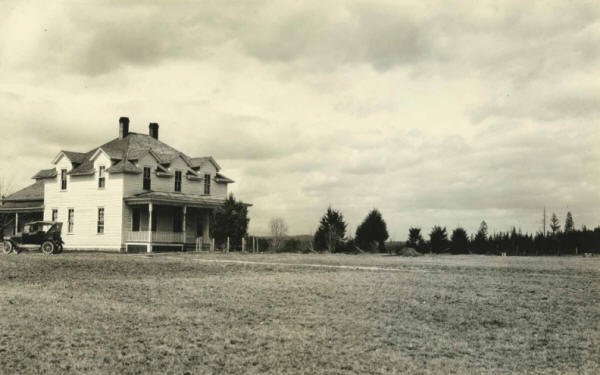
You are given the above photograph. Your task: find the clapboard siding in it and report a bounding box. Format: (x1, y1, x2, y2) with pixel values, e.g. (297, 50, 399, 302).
(123, 153, 228, 198)
(44, 153, 124, 250)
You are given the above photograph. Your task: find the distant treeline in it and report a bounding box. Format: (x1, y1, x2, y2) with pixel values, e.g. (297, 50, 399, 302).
(213, 200, 600, 255)
(405, 222, 600, 256)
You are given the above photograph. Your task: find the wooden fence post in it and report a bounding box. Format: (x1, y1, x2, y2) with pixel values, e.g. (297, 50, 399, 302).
(242, 238, 246, 252)
(226, 237, 230, 252)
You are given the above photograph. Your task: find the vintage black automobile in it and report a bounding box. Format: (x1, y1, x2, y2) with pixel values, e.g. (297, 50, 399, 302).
(3, 221, 64, 255)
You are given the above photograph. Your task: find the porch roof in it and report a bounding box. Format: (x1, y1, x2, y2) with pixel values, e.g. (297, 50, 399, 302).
(0, 203, 44, 213)
(124, 191, 226, 208)
(0, 181, 44, 213)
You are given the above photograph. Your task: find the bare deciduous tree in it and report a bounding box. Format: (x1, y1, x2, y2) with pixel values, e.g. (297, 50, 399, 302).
(269, 217, 288, 251)
(0, 176, 15, 237)
(0, 176, 14, 200)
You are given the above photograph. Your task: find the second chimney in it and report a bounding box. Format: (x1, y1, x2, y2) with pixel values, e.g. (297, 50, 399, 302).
(149, 123, 159, 139)
(119, 117, 130, 139)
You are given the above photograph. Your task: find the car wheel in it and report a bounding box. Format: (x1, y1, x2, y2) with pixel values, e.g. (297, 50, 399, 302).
(2, 241, 13, 254)
(55, 244, 63, 254)
(41, 241, 55, 255)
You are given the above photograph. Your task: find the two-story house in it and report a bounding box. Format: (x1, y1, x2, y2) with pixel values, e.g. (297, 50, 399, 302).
(0, 117, 236, 252)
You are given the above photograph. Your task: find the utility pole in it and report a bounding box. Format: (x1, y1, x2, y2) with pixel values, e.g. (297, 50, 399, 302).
(543, 206, 546, 237)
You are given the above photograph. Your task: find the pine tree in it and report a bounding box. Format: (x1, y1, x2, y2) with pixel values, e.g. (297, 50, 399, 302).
(355, 209, 389, 252)
(313, 207, 347, 252)
(450, 227, 468, 254)
(429, 226, 449, 253)
(473, 220, 488, 253)
(407, 227, 423, 248)
(211, 194, 250, 249)
(564, 212, 574, 232)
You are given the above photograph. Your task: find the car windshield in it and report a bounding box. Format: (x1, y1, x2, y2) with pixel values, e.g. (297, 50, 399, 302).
(47, 223, 62, 234)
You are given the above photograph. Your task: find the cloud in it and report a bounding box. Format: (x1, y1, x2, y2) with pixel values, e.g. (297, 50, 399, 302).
(0, 0, 599, 239)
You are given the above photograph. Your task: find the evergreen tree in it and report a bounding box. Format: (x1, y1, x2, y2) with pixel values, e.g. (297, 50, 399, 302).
(313, 207, 347, 252)
(355, 209, 389, 252)
(564, 212, 574, 232)
(473, 220, 488, 253)
(407, 227, 423, 249)
(211, 194, 250, 249)
(450, 227, 468, 254)
(429, 226, 449, 253)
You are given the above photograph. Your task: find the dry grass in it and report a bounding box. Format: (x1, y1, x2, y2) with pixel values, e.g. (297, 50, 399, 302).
(0, 252, 598, 374)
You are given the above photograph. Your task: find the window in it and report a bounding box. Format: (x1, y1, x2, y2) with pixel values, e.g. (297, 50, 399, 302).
(143, 167, 151, 190)
(174, 171, 182, 192)
(97, 208, 105, 234)
(98, 166, 106, 189)
(132, 208, 140, 231)
(204, 174, 211, 195)
(61, 169, 67, 190)
(68, 209, 74, 233)
(51, 209, 58, 222)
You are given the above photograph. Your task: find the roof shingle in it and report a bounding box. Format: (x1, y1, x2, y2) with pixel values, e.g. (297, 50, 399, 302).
(2, 181, 44, 202)
(32, 168, 57, 180)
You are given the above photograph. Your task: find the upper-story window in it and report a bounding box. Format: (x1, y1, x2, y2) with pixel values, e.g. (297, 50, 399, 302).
(174, 171, 182, 192)
(98, 166, 106, 189)
(143, 167, 151, 190)
(204, 174, 211, 195)
(61, 169, 67, 190)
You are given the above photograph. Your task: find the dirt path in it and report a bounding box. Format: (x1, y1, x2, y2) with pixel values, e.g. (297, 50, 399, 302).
(141, 254, 426, 273)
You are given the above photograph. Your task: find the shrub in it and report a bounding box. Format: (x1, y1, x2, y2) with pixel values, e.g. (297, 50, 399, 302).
(396, 247, 422, 257)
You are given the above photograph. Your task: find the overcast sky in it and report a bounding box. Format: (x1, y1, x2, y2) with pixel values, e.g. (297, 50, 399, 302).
(1, 1, 599, 238)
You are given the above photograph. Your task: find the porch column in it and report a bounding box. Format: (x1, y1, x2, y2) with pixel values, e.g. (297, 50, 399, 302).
(182, 205, 187, 248)
(147, 203, 153, 253)
(14, 213, 18, 235)
(202, 210, 210, 245)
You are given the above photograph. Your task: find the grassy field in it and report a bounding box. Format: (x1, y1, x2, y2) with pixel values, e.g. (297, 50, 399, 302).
(0, 252, 598, 374)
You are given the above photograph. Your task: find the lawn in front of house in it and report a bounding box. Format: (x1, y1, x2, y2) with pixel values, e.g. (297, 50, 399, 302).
(0, 252, 598, 374)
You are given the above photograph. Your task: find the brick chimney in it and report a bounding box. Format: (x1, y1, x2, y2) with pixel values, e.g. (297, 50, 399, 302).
(149, 122, 159, 140)
(119, 117, 130, 139)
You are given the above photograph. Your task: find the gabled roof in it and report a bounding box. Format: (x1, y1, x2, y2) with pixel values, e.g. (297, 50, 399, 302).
(52, 150, 88, 165)
(65, 133, 209, 176)
(32, 168, 57, 180)
(62, 151, 88, 164)
(2, 181, 44, 202)
(107, 160, 142, 174)
(190, 156, 221, 171)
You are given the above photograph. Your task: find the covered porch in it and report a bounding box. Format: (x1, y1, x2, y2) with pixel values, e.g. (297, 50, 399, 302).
(0, 207, 44, 238)
(123, 192, 225, 253)
(1, 180, 45, 238)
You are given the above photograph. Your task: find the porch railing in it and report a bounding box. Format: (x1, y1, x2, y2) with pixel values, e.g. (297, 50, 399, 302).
(126, 231, 185, 243)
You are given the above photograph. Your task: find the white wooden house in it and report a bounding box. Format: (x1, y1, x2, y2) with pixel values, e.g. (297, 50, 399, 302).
(0, 117, 237, 252)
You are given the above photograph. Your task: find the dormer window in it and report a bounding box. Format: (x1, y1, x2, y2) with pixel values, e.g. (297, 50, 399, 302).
(204, 174, 211, 195)
(143, 167, 151, 190)
(98, 166, 106, 189)
(174, 171, 182, 192)
(61, 169, 67, 190)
